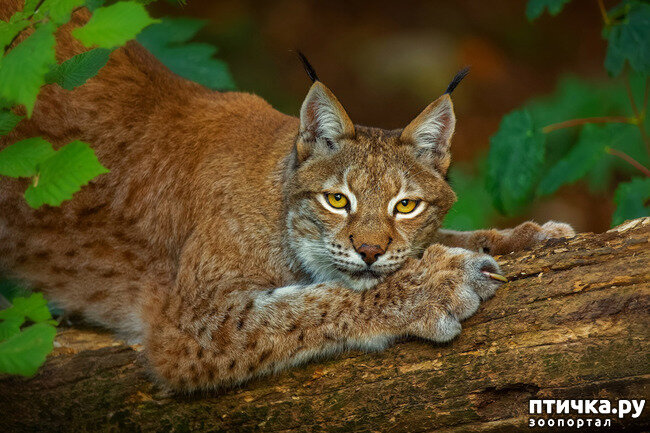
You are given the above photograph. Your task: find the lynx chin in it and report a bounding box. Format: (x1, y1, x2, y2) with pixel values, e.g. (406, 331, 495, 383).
(0, 2, 574, 391)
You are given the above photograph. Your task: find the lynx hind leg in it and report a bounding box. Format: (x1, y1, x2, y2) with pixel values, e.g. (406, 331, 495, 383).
(538, 220, 575, 240)
(501, 220, 575, 252)
(404, 245, 503, 342)
(466, 220, 575, 255)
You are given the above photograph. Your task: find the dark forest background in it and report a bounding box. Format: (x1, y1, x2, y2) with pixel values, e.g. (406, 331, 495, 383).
(151, 0, 614, 233)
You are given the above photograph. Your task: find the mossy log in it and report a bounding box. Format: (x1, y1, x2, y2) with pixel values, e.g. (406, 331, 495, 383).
(1, 218, 649, 432)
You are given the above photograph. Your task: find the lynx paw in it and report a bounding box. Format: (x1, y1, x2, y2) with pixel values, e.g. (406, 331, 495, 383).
(469, 220, 575, 255)
(405, 246, 504, 342)
(536, 221, 575, 241)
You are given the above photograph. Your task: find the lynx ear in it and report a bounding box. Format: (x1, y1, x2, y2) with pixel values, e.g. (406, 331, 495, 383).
(297, 81, 355, 163)
(400, 94, 456, 173)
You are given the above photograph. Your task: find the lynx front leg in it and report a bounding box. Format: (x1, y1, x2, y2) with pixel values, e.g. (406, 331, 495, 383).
(143, 279, 397, 391)
(142, 245, 504, 391)
(435, 220, 575, 255)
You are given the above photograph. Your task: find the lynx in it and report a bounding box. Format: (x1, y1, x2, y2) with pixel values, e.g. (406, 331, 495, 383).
(0, 3, 573, 391)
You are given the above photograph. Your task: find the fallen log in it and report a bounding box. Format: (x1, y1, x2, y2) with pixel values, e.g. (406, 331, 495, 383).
(1, 218, 649, 432)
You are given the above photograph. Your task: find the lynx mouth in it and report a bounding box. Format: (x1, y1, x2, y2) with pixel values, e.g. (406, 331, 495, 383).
(344, 269, 382, 280)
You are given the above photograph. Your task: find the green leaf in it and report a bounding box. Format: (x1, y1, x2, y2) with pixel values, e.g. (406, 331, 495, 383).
(526, 0, 571, 20)
(0, 22, 56, 116)
(525, 74, 648, 192)
(0, 109, 23, 135)
(0, 97, 12, 110)
(24, 140, 108, 208)
(588, 123, 647, 192)
(0, 293, 54, 367)
(46, 48, 112, 90)
(443, 159, 497, 230)
(612, 177, 650, 226)
(0, 316, 23, 341)
(137, 16, 204, 45)
(137, 17, 236, 90)
(9, 292, 52, 323)
(33, 0, 85, 25)
(0, 16, 29, 49)
(23, 0, 42, 15)
(528, 76, 629, 128)
(0, 137, 55, 177)
(0, 322, 56, 376)
(72, 1, 158, 49)
(537, 123, 632, 195)
(604, 1, 650, 75)
(0, 279, 30, 303)
(85, 0, 105, 12)
(486, 109, 546, 215)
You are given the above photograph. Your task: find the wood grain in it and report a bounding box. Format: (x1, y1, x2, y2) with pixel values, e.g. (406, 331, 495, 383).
(1, 218, 648, 432)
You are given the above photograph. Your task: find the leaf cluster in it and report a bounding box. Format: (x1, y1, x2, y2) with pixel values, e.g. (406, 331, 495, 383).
(485, 0, 649, 226)
(0, 293, 57, 377)
(0, 0, 235, 209)
(0, 0, 159, 208)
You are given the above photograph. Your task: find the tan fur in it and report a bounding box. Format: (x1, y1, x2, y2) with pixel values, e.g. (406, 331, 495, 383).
(0, 3, 573, 391)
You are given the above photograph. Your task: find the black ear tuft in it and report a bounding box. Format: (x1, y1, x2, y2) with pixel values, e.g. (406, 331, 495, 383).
(297, 51, 319, 83)
(445, 66, 470, 95)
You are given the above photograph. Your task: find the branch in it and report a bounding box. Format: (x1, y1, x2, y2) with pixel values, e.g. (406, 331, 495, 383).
(542, 116, 633, 133)
(1, 218, 649, 432)
(606, 147, 650, 177)
(3, 0, 48, 53)
(597, 0, 611, 26)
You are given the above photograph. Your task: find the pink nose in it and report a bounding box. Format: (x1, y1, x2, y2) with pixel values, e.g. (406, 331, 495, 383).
(355, 244, 385, 265)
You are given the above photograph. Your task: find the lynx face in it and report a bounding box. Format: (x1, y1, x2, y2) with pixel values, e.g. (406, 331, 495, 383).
(285, 81, 457, 290)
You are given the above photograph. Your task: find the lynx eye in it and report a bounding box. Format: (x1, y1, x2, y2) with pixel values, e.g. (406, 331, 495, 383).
(325, 193, 348, 209)
(395, 199, 418, 214)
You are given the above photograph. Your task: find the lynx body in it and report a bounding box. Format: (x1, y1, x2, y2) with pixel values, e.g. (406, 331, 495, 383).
(0, 2, 572, 390)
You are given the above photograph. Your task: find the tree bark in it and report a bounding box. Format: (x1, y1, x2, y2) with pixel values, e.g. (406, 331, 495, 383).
(1, 218, 649, 433)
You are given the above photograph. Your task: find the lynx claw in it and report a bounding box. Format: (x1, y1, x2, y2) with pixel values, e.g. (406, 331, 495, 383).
(403, 246, 506, 342)
(464, 253, 503, 301)
(482, 271, 508, 283)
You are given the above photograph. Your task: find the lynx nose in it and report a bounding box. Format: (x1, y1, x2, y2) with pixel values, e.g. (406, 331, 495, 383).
(355, 244, 385, 265)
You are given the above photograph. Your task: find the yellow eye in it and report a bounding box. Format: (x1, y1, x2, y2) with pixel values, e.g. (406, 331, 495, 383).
(326, 193, 348, 209)
(395, 199, 418, 214)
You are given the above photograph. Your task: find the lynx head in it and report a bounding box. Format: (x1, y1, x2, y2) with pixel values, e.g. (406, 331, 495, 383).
(284, 56, 466, 290)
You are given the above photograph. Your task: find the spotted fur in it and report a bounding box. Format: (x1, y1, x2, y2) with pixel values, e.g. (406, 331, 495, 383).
(0, 2, 574, 391)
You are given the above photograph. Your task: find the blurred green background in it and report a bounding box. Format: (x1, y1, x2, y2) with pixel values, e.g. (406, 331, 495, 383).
(1, 0, 646, 379)
(149, 0, 626, 233)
